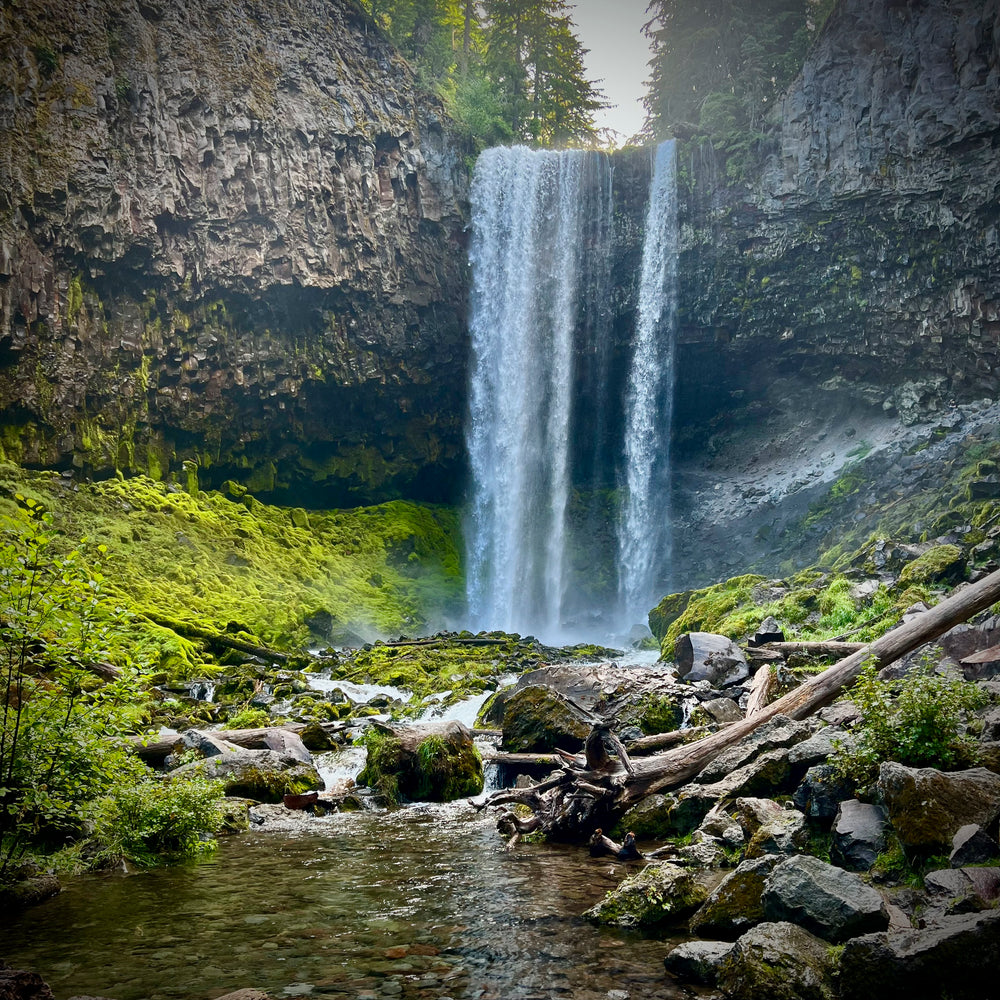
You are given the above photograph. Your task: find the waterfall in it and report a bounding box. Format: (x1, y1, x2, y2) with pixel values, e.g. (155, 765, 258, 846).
(465, 146, 612, 639)
(618, 139, 679, 625)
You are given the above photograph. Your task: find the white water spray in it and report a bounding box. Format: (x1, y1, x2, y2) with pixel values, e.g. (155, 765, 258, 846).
(618, 140, 679, 625)
(465, 146, 611, 639)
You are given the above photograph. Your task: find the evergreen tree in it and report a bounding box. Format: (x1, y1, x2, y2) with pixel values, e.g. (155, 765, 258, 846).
(642, 0, 836, 142)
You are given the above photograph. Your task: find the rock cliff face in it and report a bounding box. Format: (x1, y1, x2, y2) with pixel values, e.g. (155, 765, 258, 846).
(0, 0, 468, 503)
(674, 0, 1000, 431)
(661, 0, 1000, 586)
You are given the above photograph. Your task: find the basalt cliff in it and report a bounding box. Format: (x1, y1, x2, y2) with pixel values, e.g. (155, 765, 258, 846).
(0, 0, 468, 505)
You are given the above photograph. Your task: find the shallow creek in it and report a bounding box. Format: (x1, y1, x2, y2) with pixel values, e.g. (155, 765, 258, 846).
(2, 806, 703, 1000)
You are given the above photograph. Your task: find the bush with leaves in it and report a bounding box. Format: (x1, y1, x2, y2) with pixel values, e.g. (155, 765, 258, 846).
(833, 656, 987, 787)
(0, 506, 222, 881)
(90, 773, 224, 867)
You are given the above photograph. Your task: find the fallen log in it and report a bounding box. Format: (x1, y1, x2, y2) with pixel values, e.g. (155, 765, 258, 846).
(478, 567, 1000, 839)
(624, 726, 716, 754)
(745, 664, 778, 718)
(142, 612, 296, 663)
(763, 641, 868, 656)
(131, 720, 351, 765)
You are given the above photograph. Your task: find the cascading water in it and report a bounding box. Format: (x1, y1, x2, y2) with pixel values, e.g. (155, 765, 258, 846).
(465, 146, 612, 639)
(618, 139, 679, 626)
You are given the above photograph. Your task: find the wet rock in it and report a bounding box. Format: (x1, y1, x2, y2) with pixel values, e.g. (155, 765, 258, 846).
(838, 910, 1000, 1000)
(211, 991, 273, 1000)
(583, 863, 711, 929)
(663, 940, 731, 985)
(831, 799, 889, 871)
(173, 747, 324, 803)
(689, 856, 780, 940)
(717, 922, 837, 1000)
(761, 855, 889, 943)
(262, 728, 313, 764)
(0, 964, 55, 1000)
(950, 823, 1000, 866)
(358, 721, 483, 803)
(878, 762, 1000, 853)
(674, 632, 749, 687)
(0, 874, 61, 913)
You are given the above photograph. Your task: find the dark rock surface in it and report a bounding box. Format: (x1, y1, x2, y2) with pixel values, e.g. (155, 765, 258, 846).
(831, 799, 889, 871)
(663, 939, 731, 986)
(760, 854, 889, 943)
(0, 0, 468, 503)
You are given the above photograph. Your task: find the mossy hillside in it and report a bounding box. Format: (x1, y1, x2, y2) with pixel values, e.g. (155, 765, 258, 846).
(649, 571, 913, 660)
(0, 463, 462, 675)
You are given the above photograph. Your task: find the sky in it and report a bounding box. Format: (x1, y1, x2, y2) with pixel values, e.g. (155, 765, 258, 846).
(570, 0, 654, 144)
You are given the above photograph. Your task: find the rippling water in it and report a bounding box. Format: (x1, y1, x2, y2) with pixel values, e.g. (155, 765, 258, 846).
(2, 806, 702, 1000)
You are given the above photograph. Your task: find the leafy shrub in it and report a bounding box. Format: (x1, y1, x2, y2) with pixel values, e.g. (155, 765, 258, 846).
(226, 705, 271, 730)
(833, 657, 986, 786)
(91, 774, 224, 866)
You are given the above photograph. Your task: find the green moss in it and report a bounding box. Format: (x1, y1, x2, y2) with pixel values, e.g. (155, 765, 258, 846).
(898, 544, 965, 586)
(654, 574, 767, 653)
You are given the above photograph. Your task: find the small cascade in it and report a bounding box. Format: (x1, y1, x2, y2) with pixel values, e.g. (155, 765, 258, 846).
(465, 146, 613, 640)
(618, 139, 680, 625)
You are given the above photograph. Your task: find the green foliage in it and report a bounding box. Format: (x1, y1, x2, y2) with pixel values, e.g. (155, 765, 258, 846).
(0, 509, 162, 880)
(90, 773, 224, 866)
(360, 0, 606, 148)
(226, 705, 272, 730)
(833, 658, 987, 787)
(898, 544, 965, 587)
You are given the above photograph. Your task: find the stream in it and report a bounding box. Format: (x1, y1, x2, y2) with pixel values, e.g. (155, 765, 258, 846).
(2, 806, 703, 1000)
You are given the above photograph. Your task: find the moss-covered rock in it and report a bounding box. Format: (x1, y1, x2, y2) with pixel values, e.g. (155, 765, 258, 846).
(496, 684, 593, 753)
(689, 855, 780, 940)
(898, 543, 966, 586)
(584, 862, 711, 928)
(176, 749, 323, 803)
(357, 721, 483, 803)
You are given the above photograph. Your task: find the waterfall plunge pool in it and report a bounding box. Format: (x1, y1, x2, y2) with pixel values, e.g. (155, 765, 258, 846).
(2, 807, 705, 1000)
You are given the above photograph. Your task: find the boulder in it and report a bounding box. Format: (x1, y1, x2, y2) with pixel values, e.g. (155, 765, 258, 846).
(830, 799, 889, 871)
(838, 910, 1000, 1000)
(923, 866, 1000, 913)
(173, 747, 323, 803)
(695, 804, 745, 849)
(696, 715, 812, 782)
(761, 855, 889, 943)
(745, 809, 810, 859)
(261, 728, 313, 764)
(663, 940, 731, 986)
(732, 796, 784, 837)
(689, 856, 780, 940)
(495, 684, 593, 752)
(794, 764, 856, 822)
(358, 721, 483, 802)
(698, 696, 744, 724)
(878, 762, 1000, 853)
(583, 863, 711, 928)
(717, 922, 838, 1000)
(0, 965, 55, 1000)
(674, 632, 750, 687)
(950, 823, 1000, 866)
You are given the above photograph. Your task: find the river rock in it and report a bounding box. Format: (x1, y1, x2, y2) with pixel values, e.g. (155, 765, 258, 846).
(745, 809, 810, 859)
(663, 940, 731, 985)
(950, 823, 1000, 866)
(923, 866, 1000, 913)
(695, 804, 745, 848)
(793, 764, 856, 822)
(837, 909, 1000, 1000)
(674, 632, 750, 687)
(877, 762, 1000, 852)
(761, 855, 889, 943)
(262, 728, 313, 764)
(0, 964, 55, 1000)
(716, 922, 838, 1000)
(583, 863, 711, 929)
(732, 796, 784, 836)
(358, 720, 483, 802)
(689, 855, 780, 940)
(495, 684, 593, 752)
(831, 799, 889, 871)
(173, 748, 323, 803)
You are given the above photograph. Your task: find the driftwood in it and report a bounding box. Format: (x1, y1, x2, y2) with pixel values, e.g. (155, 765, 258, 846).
(131, 720, 351, 765)
(745, 665, 779, 717)
(764, 641, 868, 657)
(624, 726, 715, 754)
(478, 567, 1000, 841)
